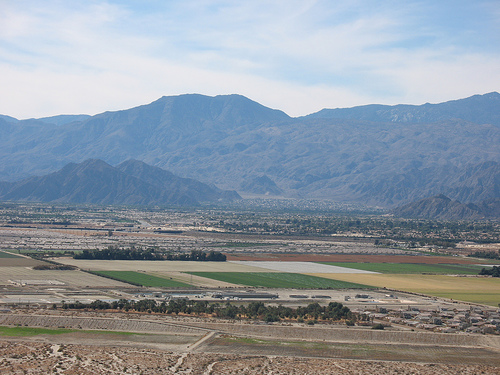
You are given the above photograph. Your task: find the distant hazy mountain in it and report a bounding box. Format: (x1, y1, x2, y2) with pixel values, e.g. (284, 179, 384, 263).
(0, 93, 498, 207)
(392, 194, 500, 220)
(240, 175, 283, 196)
(36, 115, 91, 126)
(307, 92, 500, 126)
(116, 159, 240, 203)
(0, 159, 240, 206)
(0, 115, 18, 123)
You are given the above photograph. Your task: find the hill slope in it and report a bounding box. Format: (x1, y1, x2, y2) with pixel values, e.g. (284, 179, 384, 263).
(392, 195, 485, 220)
(0, 159, 240, 206)
(0, 93, 498, 207)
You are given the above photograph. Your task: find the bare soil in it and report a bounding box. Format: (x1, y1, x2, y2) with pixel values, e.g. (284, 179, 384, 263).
(1, 310, 499, 373)
(0, 341, 498, 374)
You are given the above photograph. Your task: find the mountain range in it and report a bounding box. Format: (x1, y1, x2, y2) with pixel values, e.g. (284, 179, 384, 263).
(1, 92, 499, 209)
(392, 194, 500, 220)
(0, 159, 240, 206)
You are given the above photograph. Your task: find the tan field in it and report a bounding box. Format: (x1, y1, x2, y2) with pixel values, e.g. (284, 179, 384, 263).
(0, 267, 129, 288)
(310, 273, 500, 306)
(150, 271, 241, 288)
(56, 258, 279, 273)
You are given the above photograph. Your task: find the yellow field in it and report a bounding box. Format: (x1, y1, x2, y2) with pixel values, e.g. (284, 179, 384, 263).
(310, 273, 500, 307)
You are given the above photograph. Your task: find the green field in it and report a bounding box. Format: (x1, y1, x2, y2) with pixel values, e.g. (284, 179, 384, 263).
(320, 262, 484, 275)
(0, 250, 23, 258)
(186, 272, 372, 289)
(94, 271, 192, 288)
(0, 326, 135, 337)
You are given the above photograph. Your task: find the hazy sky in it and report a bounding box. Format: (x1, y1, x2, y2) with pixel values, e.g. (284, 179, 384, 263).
(1, 0, 499, 118)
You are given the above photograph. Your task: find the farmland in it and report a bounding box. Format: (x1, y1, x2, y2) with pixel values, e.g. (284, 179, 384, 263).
(0, 267, 129, 288)
(0, 251, 22, 258)
(312, 273, 500, 306)
(0, 202, 500, 371)
(57, 259, 276, 273)
(187, 272, 372, 289)
(319, 262, 484, 274)
(93, 271, 192, 288)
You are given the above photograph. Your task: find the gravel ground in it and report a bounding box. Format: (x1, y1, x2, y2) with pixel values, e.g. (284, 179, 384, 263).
(0, 341, 498, 374)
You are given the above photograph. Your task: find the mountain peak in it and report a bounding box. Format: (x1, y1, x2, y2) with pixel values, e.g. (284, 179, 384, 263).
(0, 159, 240, 206)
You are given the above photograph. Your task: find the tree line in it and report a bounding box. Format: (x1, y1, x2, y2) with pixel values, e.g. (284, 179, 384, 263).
(59, 299, 359, 323)
(468, 250, 500, 260)
(479, 266, 500, 277)
(73, 246, 226, 261)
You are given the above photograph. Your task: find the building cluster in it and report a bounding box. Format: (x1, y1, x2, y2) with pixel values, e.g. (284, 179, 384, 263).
(355, 305, 500, 334)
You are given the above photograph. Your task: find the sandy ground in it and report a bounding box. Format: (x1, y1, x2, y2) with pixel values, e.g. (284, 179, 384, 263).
(0, 310, 499, 374)
(0, 340, 499, 374)
(0, 267, 129, 288)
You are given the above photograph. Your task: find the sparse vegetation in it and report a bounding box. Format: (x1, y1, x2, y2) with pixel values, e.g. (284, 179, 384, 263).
(0, 326, 134, 337)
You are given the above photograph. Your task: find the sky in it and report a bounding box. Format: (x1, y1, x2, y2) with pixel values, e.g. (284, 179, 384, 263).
(0, 0, 499, 118)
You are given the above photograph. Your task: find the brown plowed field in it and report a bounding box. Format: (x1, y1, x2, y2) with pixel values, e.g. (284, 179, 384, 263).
(226, 253, 481, 264)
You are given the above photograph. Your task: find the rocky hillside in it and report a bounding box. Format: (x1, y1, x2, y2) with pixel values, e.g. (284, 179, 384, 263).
(392, 195, 500, 220)
(307, 92, 500, 126)
(0, 93, 498, 207)
(0, 159, 240, 206)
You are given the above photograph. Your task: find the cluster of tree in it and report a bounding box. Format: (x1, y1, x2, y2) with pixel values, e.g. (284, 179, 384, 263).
(74, 246, 163, 260)
(479, 266, 500, 277)
(28, 250, 76, 259)
(59, 299, 357, 323)
(166, 250, 226, 261)
(33, 264, 76, 270)
(468, 250, 500, 260)
(73, 246, 226, 261)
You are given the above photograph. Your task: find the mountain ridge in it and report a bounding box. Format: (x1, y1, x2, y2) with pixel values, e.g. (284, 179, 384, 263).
(306, 92, 500, 126)
(0, 159, 240, 206)
(392, 194, 500, 220)
(0, 92, 498, 208)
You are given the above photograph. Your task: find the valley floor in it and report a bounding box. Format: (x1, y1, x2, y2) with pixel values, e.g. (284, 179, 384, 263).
(0, 310, 499, 374)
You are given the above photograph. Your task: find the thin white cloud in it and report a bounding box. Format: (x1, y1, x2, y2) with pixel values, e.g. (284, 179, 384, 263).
(0, 0, 498, 118)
